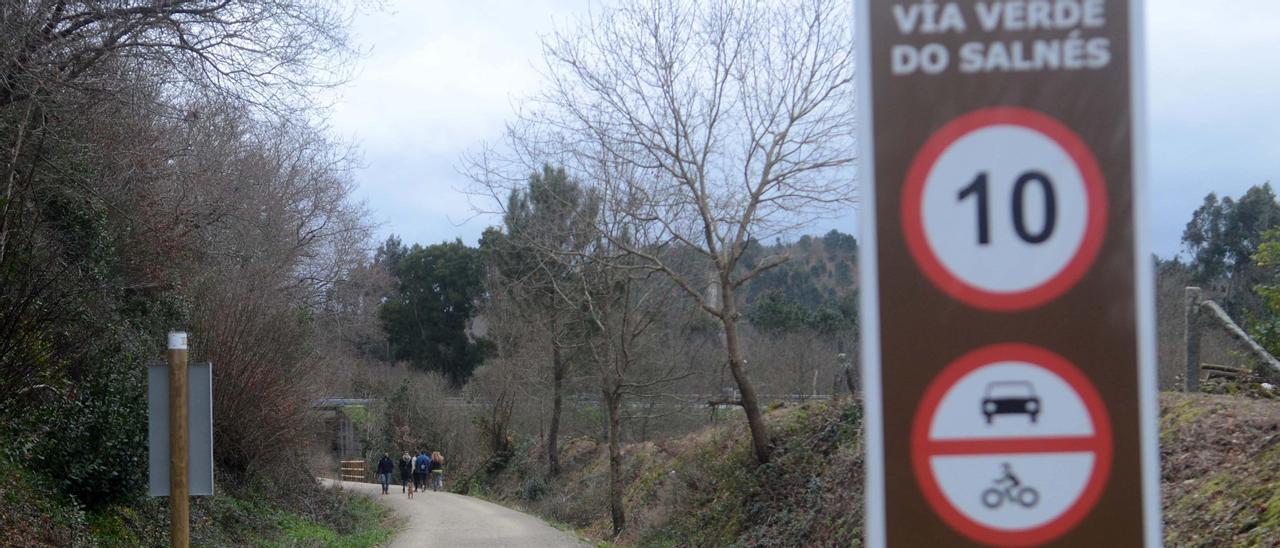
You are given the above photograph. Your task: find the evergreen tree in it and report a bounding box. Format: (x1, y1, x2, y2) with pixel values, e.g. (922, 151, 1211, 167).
(380, 240, 492, 386)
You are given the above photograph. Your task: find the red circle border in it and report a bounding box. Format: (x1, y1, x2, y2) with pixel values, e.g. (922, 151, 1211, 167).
(909, 343, 1114, 546)
(901, 107, 1108, 312)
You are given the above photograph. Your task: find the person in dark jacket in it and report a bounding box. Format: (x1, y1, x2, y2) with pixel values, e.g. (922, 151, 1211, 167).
(376, 453, 394, 495)
(398, 452, 413, 494)
(414, 450, 432, 492)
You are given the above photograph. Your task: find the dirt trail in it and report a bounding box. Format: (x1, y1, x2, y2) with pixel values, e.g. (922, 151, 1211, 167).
(321, 479, 585, 548)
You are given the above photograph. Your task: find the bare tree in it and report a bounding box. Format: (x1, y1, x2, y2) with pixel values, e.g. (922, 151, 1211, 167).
(498, 0, 856, 464)
(576, 261, 670, 536)
(0, 0, 355, 111)
(0, 0, 383, 501)
(551, 158, 691, 536)
(180, 103, 370, 476)
(0, 0, 357, 273)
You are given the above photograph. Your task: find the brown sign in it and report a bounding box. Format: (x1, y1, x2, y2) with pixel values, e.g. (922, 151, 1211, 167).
(855, 1, 1158, 546)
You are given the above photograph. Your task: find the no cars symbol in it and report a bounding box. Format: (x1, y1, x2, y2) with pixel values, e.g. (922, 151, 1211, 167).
(911, 343, 1113, 546)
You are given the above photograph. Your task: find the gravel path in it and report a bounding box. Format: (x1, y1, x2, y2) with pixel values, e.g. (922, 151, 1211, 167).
(321, 479, 586, 548)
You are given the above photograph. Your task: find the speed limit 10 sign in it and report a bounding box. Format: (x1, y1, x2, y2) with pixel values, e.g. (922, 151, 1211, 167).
(855, 1, 1158, 547)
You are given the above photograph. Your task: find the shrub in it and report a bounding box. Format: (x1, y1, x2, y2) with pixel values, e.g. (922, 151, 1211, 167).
(22, 347, 150, 508)
(196, 279, 319, 484)
(523, 476, 547, 501)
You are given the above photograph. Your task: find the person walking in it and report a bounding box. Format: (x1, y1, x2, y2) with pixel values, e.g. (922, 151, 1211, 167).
(376, 453, 394, 495)
(409, 451, 421, 491)
(398, 451, 413, 493)
(430, 451, 446, 492)
(414, 449, 431, 492)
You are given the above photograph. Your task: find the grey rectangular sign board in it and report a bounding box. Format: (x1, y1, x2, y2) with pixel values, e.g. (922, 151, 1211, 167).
(148, 362, 214, 496)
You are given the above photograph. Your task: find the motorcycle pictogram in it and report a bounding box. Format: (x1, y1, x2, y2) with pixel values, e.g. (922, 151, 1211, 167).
(981, 463, 1040, 509)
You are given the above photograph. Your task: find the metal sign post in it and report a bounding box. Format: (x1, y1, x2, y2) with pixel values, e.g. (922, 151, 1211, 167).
(856, 1, 1158, 545)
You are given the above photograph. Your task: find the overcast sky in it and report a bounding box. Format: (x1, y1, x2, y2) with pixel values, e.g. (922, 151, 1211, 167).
(328, 1, 1280, 260)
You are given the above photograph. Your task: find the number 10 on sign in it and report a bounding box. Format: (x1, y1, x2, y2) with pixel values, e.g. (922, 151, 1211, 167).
(902, 107, 1108, 312)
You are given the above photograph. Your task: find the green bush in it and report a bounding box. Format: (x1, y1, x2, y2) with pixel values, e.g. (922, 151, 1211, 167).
(0, 187, 189, 511)
(523, 476, 547, 501)
(26, 352, 149, 508)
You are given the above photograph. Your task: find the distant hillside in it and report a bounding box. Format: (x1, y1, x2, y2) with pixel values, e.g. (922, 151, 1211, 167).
(740, 229, 858, 308)
(736, 230, 858, 335)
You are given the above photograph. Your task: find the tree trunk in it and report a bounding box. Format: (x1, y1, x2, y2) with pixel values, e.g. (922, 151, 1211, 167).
(721, 286, 771, 464)
(548, 343, 564, 476)
(640, 398, 654, 443)
(0, 102, 35, 266)
(605, 389, 626, 536)
(844, 365, 859, 397)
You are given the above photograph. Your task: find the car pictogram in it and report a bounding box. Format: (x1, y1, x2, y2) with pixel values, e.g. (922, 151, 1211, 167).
(982, 381, 1040, 424)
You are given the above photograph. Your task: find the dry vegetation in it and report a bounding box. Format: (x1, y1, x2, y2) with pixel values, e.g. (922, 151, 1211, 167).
(441, 387, 1280, 546)
(461, 398, 865, 546)
(1162, 391, 1280, 546)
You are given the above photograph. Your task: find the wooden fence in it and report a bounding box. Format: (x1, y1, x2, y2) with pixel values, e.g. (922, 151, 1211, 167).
(339, 459, 366, 482)
(1183, 286, 1280, 391)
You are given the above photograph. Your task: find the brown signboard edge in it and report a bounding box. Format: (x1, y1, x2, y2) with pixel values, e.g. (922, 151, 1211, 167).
(851, 1, 1162, 546)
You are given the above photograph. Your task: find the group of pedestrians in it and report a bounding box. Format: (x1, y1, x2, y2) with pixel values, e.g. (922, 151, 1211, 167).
(376, 449, 445, 495)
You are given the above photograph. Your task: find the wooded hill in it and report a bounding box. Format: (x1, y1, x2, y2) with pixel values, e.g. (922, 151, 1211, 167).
(739, 230, 859, 337)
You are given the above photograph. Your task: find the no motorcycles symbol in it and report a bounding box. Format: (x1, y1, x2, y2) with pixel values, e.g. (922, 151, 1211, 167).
(911, 343, 1113, 546)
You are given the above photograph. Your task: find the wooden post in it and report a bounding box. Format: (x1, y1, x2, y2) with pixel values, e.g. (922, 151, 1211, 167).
(1199, 299, 1280, 377)
(167, 332, 189, 548)
(1184, 287, 1202, 393)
